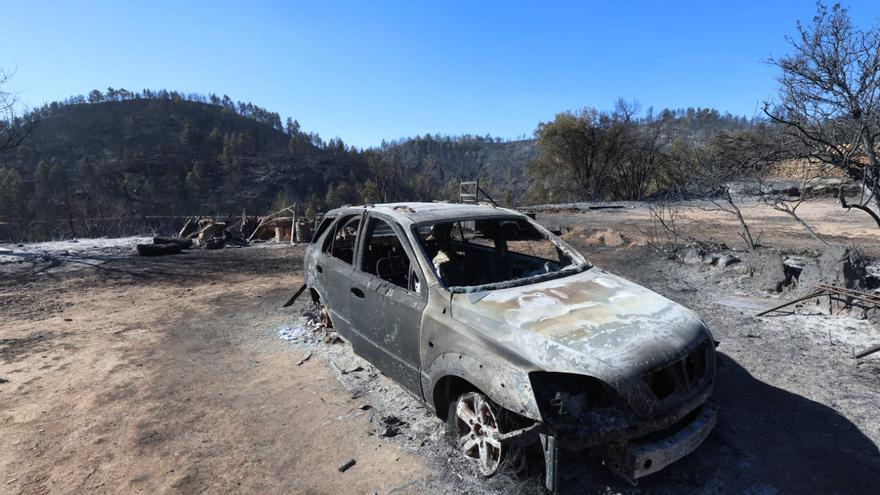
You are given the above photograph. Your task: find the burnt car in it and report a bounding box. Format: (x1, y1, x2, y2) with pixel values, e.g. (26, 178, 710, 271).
(303, 203, 716, 491)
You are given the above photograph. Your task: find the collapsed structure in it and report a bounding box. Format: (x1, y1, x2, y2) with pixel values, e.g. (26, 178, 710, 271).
(136, 204, 317, 255)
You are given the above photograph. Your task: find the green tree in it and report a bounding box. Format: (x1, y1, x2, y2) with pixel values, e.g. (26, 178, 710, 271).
(528, 101, 636, 203)
(180, 122, 199, 147)
(270, 190, 291, 213)
(304, 193, 320, 219)
(185, 161, 208, 199)
(87, 89, 103, 104)
(360, 179, 379, 204)
(408, 175, 435, 202)
(0, 167, 23, 214)
(324, 183, 357, 208)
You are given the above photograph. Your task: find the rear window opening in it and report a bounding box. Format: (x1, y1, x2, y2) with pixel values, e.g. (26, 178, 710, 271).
(414, 216, 589, 292)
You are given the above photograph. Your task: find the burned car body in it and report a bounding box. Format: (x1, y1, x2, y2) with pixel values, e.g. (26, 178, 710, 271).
(303, 203, 716, 491)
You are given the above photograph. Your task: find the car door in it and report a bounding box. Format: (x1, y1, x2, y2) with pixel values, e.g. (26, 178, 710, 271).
(315, 213, 364, 339)
(347, 213, 426, 396)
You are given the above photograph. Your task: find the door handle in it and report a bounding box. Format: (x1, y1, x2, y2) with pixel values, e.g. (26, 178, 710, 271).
(316, 264, 323, 273)
(350, 287, 365, 299)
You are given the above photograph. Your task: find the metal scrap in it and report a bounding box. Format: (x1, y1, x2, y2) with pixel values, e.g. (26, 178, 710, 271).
(757, 284, 880, 316)
(756, 284, 880, 360)
(295, 350, 312, 366)
(337, 458, 356, 473)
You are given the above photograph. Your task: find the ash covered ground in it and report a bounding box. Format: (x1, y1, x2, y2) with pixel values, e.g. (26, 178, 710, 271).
(2, 199, 879, 494)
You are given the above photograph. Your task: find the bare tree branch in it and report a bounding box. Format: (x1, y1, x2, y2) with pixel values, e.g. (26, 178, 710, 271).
(764, 3, 880, 228)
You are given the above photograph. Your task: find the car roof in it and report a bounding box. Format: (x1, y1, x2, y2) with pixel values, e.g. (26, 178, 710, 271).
(326, 202, 524, 226)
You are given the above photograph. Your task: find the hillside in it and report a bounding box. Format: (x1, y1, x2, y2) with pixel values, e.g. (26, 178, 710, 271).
(6, 96, 362, 209)
(0, 94, 372, 239)
(378, 136, 537, 202)
(0, 91, 763, 241)
(0, 92, 542, 240)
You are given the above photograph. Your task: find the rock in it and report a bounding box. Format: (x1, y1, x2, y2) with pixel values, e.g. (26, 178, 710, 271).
(668, 281, 695, 292)
(702, 253, 719, 265)
(732, 264, 750, 275)
(579, 228, 627, 247)
(716, 254, 740, 268)
(378, 415, 408, 438)
(746, 249, 789, 292)
(601, 230, 627, 247)
(681, 247, 704, 265)
(797, 246, 867, 290)
(867, 263, 880, 288)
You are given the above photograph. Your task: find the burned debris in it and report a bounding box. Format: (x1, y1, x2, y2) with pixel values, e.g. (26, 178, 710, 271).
(135, 205, 320, 256)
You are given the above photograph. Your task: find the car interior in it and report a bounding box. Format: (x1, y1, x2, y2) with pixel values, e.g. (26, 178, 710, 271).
(361, 217, 413, 290)
(324, 215, 360, 264)
(416, 217, 573, 288)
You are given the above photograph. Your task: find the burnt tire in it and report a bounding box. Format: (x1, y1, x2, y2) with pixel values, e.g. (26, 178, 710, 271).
(136, 243, 182, 256)
(447, 391, 521, 477)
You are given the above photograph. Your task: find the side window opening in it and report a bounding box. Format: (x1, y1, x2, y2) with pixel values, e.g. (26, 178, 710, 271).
(324, 215, 360, 265)
(311, 214, 335, 243)
(501, 219, 570, 263)
(361, 217, 414, 291)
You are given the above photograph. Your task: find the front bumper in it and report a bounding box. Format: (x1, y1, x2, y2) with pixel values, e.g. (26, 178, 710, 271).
(603, 401, 717, 482)
(551, 383, 714, 451)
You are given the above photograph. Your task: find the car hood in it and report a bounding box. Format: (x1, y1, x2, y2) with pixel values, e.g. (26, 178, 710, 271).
(450, 268, 708, 380)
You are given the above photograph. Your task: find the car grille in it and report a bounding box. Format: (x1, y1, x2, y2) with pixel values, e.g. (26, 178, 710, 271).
(643, 340, 710, 401)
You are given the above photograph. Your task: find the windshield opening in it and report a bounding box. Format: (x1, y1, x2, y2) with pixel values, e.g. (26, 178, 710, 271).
(413, 216, 589, 292)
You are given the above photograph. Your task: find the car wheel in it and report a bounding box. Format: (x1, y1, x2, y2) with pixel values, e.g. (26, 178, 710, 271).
(447, 391, 510, 477)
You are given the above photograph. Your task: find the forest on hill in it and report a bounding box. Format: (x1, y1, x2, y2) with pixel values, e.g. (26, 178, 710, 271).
(0, 89, 758, 241)
(0, 89, 487, 239)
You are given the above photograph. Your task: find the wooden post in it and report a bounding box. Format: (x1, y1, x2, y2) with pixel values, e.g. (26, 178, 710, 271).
(178, 217, 193, 238)
(291, 203, 297, 244)
(247, 204, 298, 242)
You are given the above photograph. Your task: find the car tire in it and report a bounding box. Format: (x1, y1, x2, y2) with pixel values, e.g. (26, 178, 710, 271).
(447, 391, 520, 477)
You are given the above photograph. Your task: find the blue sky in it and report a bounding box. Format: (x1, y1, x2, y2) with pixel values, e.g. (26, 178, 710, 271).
(3, 1, 879, 148)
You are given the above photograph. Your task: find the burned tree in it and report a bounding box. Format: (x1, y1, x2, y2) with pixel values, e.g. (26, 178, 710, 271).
(0, 69, 31, 155)
(757, 161, 831, 246)
(689, 128, 789, 250)
(765, 3, 880, 228)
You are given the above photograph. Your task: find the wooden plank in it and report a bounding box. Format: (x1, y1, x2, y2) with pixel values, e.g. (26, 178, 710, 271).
(855, 343, 880, 359)
(177, 217, 193, 238)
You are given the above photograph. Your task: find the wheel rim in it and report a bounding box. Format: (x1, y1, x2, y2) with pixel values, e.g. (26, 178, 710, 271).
(455, 393, 503, 476)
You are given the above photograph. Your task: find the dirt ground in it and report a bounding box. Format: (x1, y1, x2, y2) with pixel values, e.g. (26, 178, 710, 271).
(537, 197, 880, 256)
(0, 245, 430, 494)
(2, 199, 880, 494)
